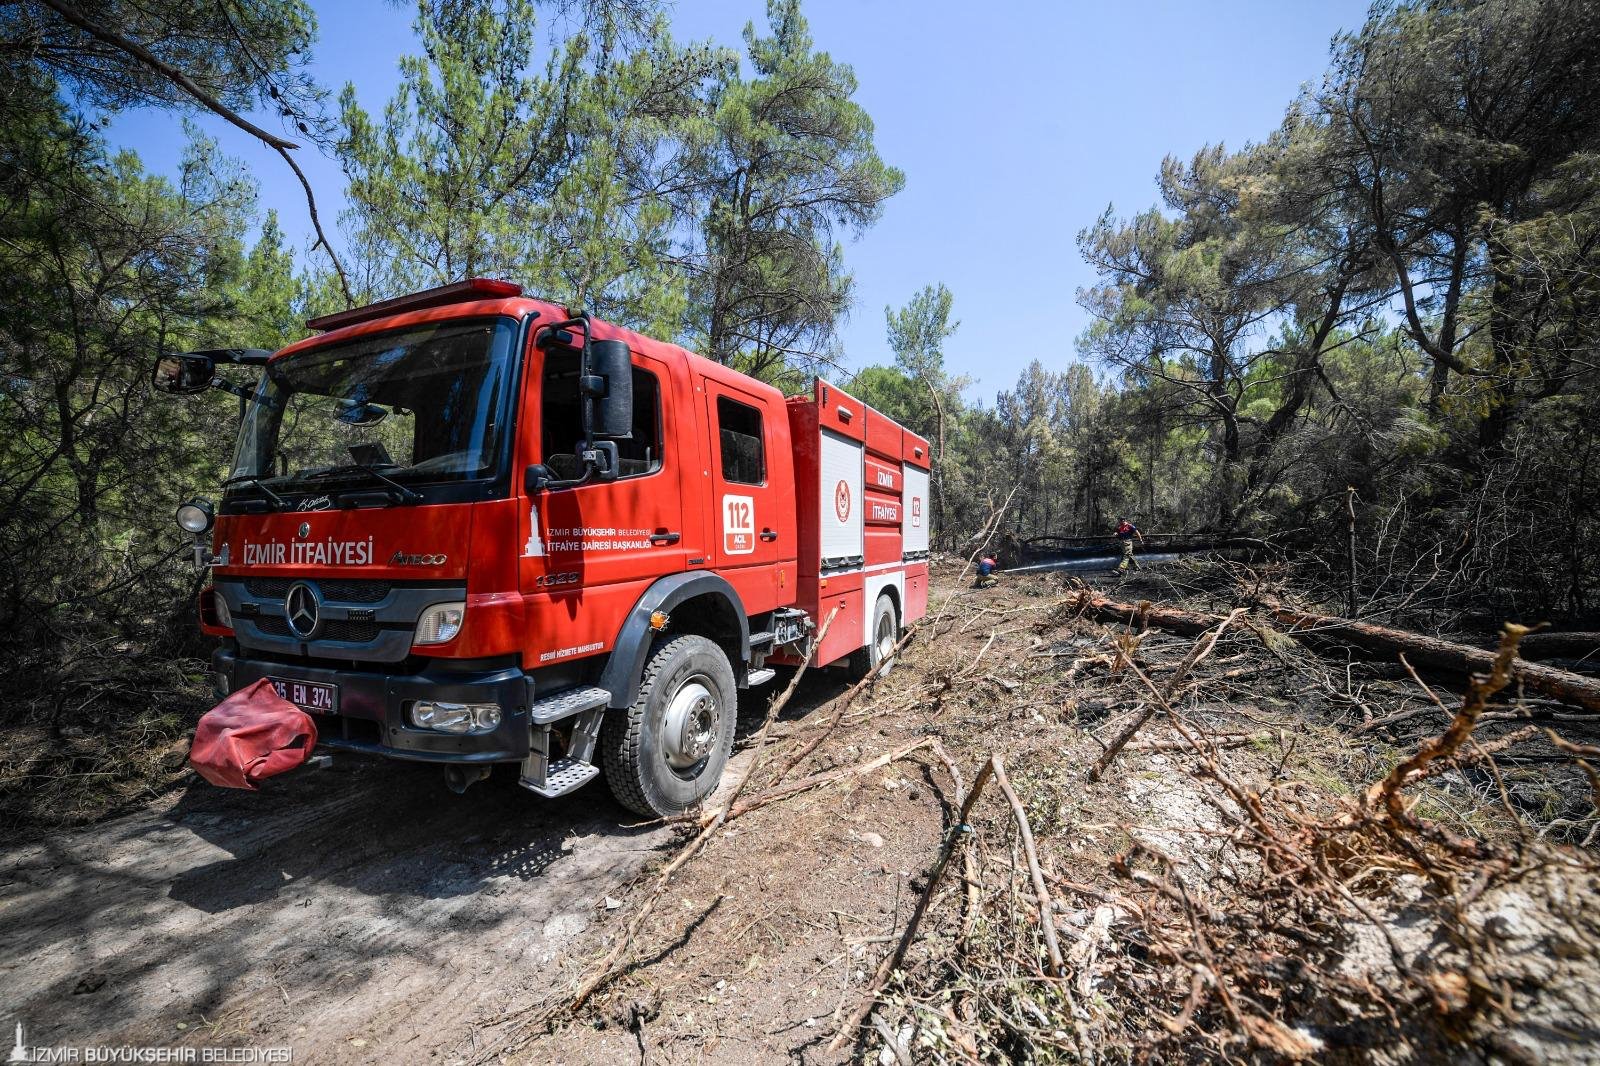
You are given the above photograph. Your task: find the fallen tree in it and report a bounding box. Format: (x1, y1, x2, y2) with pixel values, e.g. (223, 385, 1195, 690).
(1061, 590, 1600, 714)
(1516, 631, 1600, 662)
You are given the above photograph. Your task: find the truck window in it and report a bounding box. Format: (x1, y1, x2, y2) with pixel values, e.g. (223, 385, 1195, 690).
(716, 396, 765, 485)
(540, 350, 661, 480)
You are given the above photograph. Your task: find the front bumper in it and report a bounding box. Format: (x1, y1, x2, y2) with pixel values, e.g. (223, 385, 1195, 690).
(213, 646, 532, 763)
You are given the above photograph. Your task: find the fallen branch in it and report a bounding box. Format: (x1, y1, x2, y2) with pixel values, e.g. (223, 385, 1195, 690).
(771, 625, 920, 781)
(1064, 590, 1600, 714)
(828, 753, 997, 1053)
(1515, 631, 1600, 661)
(993, 757, 1065, 977)
(486, 607, 843, 1052)
(1126, 731, 1273, 754)
(722, 607, 840, 815)
(1368, 625, 1528, 819)
(716, 737, 934, 825)
(1088, 609, 1246, 782)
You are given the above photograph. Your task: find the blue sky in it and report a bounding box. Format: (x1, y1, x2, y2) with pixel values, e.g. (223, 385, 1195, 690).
(107, 0, 1369, 402)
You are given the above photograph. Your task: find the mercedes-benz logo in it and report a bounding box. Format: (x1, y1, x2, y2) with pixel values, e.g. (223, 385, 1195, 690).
(285, 581, 321, 640)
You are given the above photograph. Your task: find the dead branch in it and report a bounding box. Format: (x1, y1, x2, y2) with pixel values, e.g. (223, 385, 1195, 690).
(1088, 609, 1246, 782)
(722, 607, 839, 814)
(771, 625, 919, 781)
(1368, 625, 1529, 819)
(1126, 731, 1273, 754)
(992, 757, 1065, 978)
(718, 738, 934, 825)
(1066, 590, 1600, 713)
(485, 608, 842, 1052)
(828, 754, 997, 1053)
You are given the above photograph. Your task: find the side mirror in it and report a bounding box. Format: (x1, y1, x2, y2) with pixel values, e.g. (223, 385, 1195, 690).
(524, 464, 554, 494)
(151, 352, 216, 395)
(589, 339, 634, 438)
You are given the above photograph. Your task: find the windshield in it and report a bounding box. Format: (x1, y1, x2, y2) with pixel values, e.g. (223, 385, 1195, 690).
(228, 319, 518, 497)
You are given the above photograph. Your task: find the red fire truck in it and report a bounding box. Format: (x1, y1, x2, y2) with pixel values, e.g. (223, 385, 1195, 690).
(153, 278, 931, 816)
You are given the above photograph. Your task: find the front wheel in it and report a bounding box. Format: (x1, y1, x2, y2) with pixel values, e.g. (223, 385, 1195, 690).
(601, 634, 737, 817)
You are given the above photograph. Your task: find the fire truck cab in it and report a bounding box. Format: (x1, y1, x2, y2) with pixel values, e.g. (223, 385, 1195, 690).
(155, 279, 930, 816)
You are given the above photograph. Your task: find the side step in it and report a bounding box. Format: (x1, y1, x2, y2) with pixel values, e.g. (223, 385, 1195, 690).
(529, 684, 611, 724)
(745, 667, 776, 686)
(520, 686, 609, 799)
(519, 757, 599, 798)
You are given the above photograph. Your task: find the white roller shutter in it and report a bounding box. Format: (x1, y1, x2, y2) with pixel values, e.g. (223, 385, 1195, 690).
(819, 428, 864, 568)
(903, 467, 930, 555)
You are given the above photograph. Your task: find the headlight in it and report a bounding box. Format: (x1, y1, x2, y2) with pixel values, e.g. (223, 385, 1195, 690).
(409, 701, 502, 734)
(176, 498, 214, 533)
(414, 602, 465, 645)
(213, 593, 232, 629)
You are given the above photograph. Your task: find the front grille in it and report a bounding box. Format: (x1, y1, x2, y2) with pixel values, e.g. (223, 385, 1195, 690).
(321, 580, 391, 603)
(244, 578, 391, 603)
(251, 616, 381, 643)
(321, 619, 381, 642)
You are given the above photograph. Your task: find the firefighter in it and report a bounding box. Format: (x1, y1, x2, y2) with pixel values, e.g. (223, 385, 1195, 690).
(1114, 518, 1144, 577)
(974, 555, 999, 588)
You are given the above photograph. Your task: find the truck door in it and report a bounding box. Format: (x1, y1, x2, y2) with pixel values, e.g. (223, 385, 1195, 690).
(520, 342, 689, 603)
(704, 379, 782, 611)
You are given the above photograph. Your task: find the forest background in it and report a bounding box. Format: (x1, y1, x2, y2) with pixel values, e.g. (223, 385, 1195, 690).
(2, 0, 1598, 681)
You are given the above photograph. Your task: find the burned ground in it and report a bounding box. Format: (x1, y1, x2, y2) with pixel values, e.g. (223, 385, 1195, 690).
(3, 558, 1599, 1064)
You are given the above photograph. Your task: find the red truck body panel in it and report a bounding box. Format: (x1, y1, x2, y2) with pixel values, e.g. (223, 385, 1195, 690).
(779, 381, 930, 667)
(205, 286, 926, 680)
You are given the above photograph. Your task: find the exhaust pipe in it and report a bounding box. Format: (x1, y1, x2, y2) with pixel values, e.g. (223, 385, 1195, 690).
(443, 764, 492, 794)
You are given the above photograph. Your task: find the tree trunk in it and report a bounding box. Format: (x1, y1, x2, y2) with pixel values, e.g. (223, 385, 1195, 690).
(1516, 632, 1600, 662)
(1065, 590, 1600, 713)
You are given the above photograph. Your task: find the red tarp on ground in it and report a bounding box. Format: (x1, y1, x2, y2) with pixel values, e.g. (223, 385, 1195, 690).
(189, 678, 318, 790)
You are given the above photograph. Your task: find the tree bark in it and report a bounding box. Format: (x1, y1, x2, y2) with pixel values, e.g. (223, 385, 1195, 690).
(1064, 590, 1600, 713)
(1516, 632, 1600, 662)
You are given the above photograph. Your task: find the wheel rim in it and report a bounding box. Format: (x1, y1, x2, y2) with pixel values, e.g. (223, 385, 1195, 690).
(661, 674, 720, 778)
(875, 610, 897, 672)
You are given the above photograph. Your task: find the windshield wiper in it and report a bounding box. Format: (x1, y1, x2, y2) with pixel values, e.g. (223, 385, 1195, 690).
(297, 464, 423, 504)
(222, 472, 288, 510)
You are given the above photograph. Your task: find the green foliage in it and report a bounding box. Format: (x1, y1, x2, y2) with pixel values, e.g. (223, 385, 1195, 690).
(0, 72, 268, 642)
(1053, 0, 1600, 617)
(0, 0, 322, 124)
(337, 0, 900, 377)
(694, 0, 903, 377)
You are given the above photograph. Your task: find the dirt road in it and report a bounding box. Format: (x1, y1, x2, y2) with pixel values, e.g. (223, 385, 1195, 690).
(0, 744, 694, 1062)
(9, 560, 1596, 1064)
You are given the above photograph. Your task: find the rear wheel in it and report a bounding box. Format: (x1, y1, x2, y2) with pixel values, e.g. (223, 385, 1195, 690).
(601, 634, 737, 817)
(853, 594, 900, 679)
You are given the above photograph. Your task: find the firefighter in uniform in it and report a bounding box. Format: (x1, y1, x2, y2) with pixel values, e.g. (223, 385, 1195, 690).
(1114, 518, 1144, 577)
(975, 555, 999, 588)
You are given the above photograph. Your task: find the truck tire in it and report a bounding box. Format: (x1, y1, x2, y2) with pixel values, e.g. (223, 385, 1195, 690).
(851, 594, 900, 679)
(601, 633, 737, 817)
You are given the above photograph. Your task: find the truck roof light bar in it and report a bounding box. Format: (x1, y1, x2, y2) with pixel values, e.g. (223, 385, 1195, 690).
(306, 278, 524, 333)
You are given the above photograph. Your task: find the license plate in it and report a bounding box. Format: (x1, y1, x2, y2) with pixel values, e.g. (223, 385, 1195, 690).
(268, 676, 338, 714)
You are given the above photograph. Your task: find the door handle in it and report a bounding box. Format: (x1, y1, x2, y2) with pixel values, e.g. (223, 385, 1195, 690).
(649, 530, 681, 545)
(759, 528, 779, 542)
